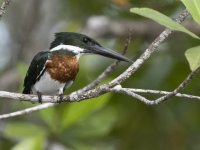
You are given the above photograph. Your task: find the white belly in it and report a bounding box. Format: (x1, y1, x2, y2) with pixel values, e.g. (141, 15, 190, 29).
(32, 72, 65, 95)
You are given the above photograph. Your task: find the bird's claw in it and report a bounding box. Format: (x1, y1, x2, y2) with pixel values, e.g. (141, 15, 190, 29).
(37, 91, 43, 104)
(57, 94, 63, 103)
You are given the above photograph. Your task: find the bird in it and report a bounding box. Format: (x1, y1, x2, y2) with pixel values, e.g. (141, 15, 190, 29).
(23, 32, 132, 103)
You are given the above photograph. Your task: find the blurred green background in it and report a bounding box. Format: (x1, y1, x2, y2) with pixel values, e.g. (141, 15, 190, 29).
(0, 0, 200, 149)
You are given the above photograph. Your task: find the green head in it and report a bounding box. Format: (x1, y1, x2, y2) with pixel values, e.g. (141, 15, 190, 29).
(50, 32, 132, 62)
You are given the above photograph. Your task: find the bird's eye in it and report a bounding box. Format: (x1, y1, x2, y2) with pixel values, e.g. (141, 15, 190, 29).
(83, 37, 89, 44)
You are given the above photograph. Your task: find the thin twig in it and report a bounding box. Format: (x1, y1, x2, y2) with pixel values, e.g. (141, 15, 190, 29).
(111, 67, 200, 105)
(0, 103, 56, 119)
(152, 66, 200, 104)
(125, 88, 200, 100)
(0, 0, 11, 19)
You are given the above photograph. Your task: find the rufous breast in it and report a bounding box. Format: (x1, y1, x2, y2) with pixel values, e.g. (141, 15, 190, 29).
(45, 55, 79, 83)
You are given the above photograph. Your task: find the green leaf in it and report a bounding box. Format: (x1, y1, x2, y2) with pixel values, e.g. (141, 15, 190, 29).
(181, 0, 200, 25)
(130, 8, 200, 39)
(185, 45, 200, 71)
(61, 93, 112, 129)
(11, 136, 44, 150)
(4, 122, 47, 140)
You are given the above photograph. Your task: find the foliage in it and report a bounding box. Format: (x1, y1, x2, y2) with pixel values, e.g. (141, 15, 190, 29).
(130, 8, 199, 39)
(181, 0, 200, 24)
(130, 0, 200, 71)
(185, 46, 200, 71)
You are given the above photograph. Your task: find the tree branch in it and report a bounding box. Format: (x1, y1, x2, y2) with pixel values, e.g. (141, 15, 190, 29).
(0, 0, 11, 19)
(122, 88, 200, 101)
(111, 67, 200, 105)
(1, 84, 200, 119)
(1, 64, 199, 105)
(0, 103, 56, 119)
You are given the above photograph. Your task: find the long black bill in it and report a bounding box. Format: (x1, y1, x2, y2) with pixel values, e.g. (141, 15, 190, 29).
(88, 45, 133, 63)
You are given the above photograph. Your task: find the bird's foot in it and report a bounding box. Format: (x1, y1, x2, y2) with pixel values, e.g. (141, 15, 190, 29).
(57, 94, 63, 103)
(37, 91, 43, 104)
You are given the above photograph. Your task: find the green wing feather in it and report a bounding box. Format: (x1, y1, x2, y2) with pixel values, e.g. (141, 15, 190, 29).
(23, 51, 50, 94)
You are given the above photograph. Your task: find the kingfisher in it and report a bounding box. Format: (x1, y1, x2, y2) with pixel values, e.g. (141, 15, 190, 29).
(23, 32, 132, 103)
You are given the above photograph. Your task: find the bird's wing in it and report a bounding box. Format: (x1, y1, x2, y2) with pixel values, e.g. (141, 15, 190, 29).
(23, 51, 50, 94)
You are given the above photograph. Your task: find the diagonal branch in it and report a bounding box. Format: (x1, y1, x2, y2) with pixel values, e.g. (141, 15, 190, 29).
(151, 66, 200, 104)
(107, 10, 189, 87)
(111, 67, 200, 105)
(0, 103, 56, 119)
(124, 88, 200, 100)
(0, 0, 11, 19)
